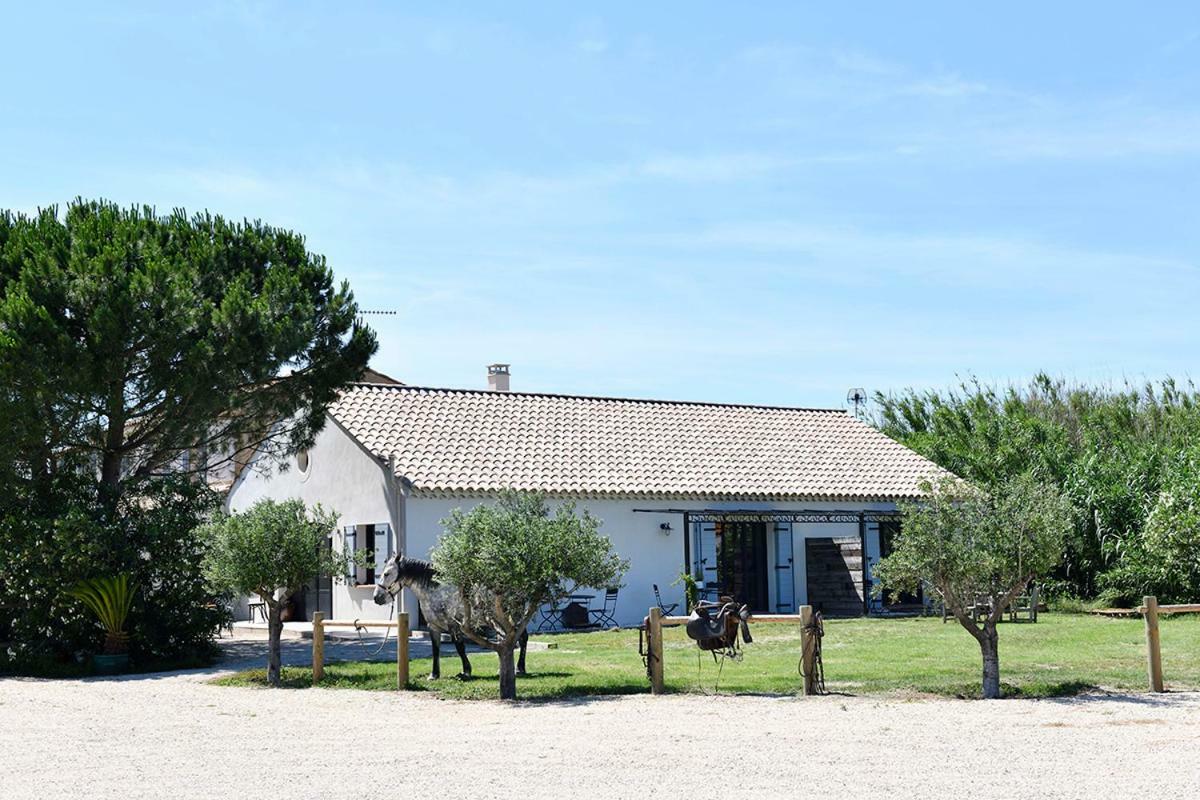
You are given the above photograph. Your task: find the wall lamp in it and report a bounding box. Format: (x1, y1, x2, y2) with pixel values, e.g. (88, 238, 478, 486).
(659, 522, 673, 536)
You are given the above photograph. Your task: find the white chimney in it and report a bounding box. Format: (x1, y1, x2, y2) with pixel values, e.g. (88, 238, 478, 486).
(487, 363, 511, 392)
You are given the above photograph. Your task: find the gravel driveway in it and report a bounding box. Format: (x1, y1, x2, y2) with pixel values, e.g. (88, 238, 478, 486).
(2, 639, 1198, 799)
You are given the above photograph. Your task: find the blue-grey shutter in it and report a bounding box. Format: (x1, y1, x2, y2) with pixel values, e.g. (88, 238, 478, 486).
(358, 525, 373, 585)
(373, 524, 390, 576)
(344, 525, 358, 584)
(773, 522, 795, 612)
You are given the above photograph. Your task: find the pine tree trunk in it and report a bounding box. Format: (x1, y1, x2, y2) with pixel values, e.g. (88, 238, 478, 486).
(99, 385, 127, 504)
(267, 602, 284, 687)
(497, 643, 518, 701)
(980, 623, 1001, 699)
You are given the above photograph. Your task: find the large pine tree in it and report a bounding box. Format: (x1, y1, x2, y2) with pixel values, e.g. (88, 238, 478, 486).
(0, 199, 377, 503)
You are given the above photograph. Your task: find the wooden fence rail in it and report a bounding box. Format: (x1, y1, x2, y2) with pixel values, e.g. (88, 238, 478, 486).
(644, 605, 818, 696)
(1139, 596, 1200, 693)
(311, 611, 409, 690)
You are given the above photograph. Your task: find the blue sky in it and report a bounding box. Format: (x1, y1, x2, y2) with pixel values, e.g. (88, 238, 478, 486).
(3, 3, 1199, 408)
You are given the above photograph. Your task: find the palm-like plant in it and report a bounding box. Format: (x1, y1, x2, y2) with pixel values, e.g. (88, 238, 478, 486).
(68, 575, 138, 654)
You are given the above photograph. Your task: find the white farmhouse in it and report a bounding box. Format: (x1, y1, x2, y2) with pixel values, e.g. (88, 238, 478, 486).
(227, 365, 946, 629)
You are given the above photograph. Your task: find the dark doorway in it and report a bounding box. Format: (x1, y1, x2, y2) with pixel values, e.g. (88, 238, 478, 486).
(716, 521, 770, 612)
(302, 535, 335, 622)
(805, 537, 864, 617)
(878, 520, 922, 609)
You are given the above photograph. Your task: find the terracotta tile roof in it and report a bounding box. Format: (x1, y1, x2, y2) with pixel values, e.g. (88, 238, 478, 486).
(329, 384, 949, 501)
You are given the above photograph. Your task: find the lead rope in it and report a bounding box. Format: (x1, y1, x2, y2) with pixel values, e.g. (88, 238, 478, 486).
(639, 622, 657, 680)
(352, 598, 395, 659)
(800, 611, 826, 694)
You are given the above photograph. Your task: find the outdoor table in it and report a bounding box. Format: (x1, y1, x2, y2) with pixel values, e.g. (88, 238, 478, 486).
(560, 595, 596, 629)
(535, 594, 599, 631)
(536, 594, 594, 631)
(247, 600, 267, 622)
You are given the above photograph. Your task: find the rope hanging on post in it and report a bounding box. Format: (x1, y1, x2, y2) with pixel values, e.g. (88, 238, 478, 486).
(639, 622, 657, 679)
(352, 599, 395, 658)
(800, 611, 826, 694)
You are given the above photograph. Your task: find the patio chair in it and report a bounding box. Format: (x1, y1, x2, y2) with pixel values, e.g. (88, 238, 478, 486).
(588, 587, 620, 628)
(535, 599, 564, 632)
(653, 584, 679, 617)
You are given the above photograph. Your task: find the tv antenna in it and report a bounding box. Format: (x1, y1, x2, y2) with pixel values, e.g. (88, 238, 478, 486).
(356, 309, 397, 323)
(846, 387, 868, 419)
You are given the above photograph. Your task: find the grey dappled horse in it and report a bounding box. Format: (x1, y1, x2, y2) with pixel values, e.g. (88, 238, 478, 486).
(373, 554, 528, 679)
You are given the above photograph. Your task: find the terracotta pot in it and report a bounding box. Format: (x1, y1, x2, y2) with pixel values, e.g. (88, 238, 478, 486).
(103, 631, 130, 655)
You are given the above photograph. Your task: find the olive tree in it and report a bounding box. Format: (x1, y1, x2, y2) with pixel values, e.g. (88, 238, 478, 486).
(873, 474, 1074, 699)
(433, 492, 628, 700)
(201, 499, 350, 686)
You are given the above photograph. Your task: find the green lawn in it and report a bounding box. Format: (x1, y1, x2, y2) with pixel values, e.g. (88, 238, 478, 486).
(212, 612, 1200, 700)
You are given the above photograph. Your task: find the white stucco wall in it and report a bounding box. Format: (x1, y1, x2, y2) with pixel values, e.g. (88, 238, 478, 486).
(402, 495, 896, 628)
(227, 421, 897, 628)
(226, 419, 400, 623)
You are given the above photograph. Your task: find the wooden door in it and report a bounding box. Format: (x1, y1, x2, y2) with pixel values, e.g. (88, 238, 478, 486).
(805, 537, 864, 617)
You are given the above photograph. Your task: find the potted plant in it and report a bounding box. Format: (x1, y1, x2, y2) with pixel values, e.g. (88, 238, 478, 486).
(68, 574, 137, 674)
(672, 571, 701, 612)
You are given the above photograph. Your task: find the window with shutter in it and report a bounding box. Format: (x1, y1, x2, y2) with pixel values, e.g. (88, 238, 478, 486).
(345, 523, 394, 587)
(374, 523, 392, 576)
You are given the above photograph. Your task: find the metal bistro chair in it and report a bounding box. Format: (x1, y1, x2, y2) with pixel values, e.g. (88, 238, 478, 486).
(653, 584, 679, 617)
(588, 587, 620, 629)
(536, 599, 565, 632)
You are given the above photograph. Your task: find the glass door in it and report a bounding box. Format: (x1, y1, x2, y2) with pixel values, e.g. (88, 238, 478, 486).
(773, 522, 796, 612)
(691, 521, 718, 601)
(717, 521, 770, 612)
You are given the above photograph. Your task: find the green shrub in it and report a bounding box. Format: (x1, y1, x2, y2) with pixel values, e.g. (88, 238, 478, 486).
(1045, 595, 1088, 614)
(875, 375, 1200, 600)
(0, 475, 226, 669)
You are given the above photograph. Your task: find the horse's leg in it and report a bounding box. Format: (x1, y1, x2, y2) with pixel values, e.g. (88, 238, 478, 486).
(453, 639, 471, 678)
(517, 630, 528, 676)
(430, 632, 441, 680)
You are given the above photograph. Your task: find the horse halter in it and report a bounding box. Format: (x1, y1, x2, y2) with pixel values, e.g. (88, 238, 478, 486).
(373, 555, 403, 604)
(378, 579, 400, 599)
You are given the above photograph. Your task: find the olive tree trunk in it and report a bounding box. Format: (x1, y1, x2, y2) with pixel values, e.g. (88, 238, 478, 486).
(497, 642, 518, 701)
(267, 601, 284, 687)
(953, 611, 1003, 700)
(979, 622, 1001, 699)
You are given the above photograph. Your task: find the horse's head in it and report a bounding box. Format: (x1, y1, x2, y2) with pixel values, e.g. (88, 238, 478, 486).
(373, 554, 401, 605)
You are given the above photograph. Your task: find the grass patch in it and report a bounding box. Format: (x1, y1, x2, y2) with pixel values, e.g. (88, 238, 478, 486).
(212, 612, 1200, 700)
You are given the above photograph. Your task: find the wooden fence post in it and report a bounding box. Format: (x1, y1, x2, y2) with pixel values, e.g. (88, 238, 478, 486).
(799, 604, 816, 696)
(1144, 595, 1164, 693)
(648, 607, 665, 695)
(396, 608, 409, 690)
(312, 612, 324, 685)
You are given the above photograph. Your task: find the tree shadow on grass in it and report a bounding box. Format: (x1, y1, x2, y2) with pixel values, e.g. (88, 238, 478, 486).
(1003, 680, 1101, 698)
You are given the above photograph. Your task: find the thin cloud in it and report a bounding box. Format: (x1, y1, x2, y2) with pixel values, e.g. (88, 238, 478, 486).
(902, 74, 989, 98)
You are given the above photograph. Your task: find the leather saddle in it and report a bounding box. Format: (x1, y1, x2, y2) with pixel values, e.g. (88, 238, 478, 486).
(685, 599, 753, 652)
